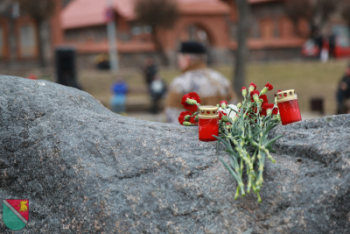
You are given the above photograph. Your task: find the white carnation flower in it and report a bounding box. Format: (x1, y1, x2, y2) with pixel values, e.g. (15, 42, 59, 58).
(218, 104, 238, 120)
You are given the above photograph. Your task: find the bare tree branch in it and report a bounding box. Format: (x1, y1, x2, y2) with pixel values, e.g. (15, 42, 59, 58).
(221, 0, 250, 98)
(342, 1, 350, 29)
(233, 0, 250, 97)
(0, 0, 12, 13)
(286, 0, 338, 34)
(18, 0, 56, 22)
(134, 0, 179, 66)
(17, 0, 56, 68)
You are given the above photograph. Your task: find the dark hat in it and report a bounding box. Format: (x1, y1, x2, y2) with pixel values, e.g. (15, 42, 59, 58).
(179, 41, 206, 54)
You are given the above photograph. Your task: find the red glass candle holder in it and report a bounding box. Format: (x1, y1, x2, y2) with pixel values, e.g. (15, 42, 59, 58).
(198, 106, 219, 142)
(277, 89, 302, 125)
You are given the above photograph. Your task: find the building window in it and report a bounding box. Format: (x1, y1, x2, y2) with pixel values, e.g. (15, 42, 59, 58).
(19, 24, 36, 58)
(260, 19, 273, 39)
(279, 18, 295, 39)
(250, 20, 260, 39)
(298, 19, 309, 37)
(131, 26, 141, 36)
(273, 19, 279, 38)
(131, 24, 152, 36)
(185, 25, 210, 45)
(0, 25, 4, 58)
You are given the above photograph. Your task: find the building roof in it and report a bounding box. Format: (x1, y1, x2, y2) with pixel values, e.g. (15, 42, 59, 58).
(248, 0, 281, 3)
(62, 0, 136, 29)
(62, 0, 230, 29)
(178, 0, 230, 15)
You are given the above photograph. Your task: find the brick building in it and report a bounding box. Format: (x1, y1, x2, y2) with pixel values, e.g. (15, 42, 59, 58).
(230, 0, 309, 61)
(60, 0, 312, 67)
(2, 0, 341, 69)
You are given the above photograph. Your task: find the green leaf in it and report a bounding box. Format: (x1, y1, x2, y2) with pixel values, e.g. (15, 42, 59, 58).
(224, 149, 239, 158)
(214, 136, 230, 149)
(219, 157, 240, 182)
(264, 135, 282, 148)
(229, 154, 239, 169)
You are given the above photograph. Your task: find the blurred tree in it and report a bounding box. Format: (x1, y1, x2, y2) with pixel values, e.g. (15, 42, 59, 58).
(134, 0, 179, 66)
(18, 0, 56, 68)
(0, 1, 12, 13)
(342, 2, 350, 30)
(221, 0, 251, 98)
(286, 0, 338, 36)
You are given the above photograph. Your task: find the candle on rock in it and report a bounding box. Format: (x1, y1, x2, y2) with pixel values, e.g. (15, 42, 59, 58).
(198, 106, 219, 142)
(276, 89, 302, 125)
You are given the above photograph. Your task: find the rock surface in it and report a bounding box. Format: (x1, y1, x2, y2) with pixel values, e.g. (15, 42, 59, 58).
(0, 76, 349, 234)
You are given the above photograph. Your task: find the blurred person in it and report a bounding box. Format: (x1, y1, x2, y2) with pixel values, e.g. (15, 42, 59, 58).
(95, 53, 110, 70)
(165, 41, 236, 124)
(110, 77, 128, 114)
(150, 73, 167, 114)
(329, 33, 336, 58)
(142, 57, 157, 90)
(336, 64, 350, 114)
(56, 47, 82, 90)
(320, 28, 329, 62)
(320, 41, 329, 63)
(313, 29, 325, 60)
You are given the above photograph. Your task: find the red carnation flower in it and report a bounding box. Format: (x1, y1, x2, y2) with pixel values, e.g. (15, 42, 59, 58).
(220, 100, 228, 105)
(262, 103, 274, 110)
(249, 83, 257, 90)
(260, 94, 268, 104)
(250, 90, 260, 102)
(178, 111, 193, 125)
(181, 92, 201, 112)
(272, 108, 278, 115)
(218, 110, 227, 120)
(265, 83, 273, 91)
(189, 117, 196, 124)
(260, 108, 267, 116)
(251, 90, 260, 96)
(241, 86, 247, 97)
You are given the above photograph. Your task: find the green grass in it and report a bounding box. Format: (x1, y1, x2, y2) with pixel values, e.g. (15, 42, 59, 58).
(78, 59, 347, 115)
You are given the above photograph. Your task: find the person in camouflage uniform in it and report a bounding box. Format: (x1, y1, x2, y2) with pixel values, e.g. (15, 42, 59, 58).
(166, 41, 236, 124)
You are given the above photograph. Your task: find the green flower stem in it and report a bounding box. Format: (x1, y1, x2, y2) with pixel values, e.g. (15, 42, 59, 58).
(256, 192, 262, 203)
(190, 112, 199, 117)
(247, 174, 252, 193)
(256, 151, 265, 187)
(239, 158, 243, 178)
(216, 85, 281, 202)
(234, 187, 240, 199)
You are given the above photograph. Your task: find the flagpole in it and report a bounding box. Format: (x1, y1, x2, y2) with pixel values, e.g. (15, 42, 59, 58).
(106, 0, 118, 73)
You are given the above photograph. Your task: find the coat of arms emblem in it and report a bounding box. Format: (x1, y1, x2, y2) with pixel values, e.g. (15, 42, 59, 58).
(2, 199, 29, 231)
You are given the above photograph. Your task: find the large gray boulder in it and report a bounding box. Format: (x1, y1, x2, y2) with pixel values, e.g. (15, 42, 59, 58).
(0, 76, 349, 234)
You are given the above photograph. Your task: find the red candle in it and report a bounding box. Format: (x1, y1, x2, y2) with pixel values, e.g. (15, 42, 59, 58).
(277, 90, 302, 125)
(198, 106, 219, 142)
